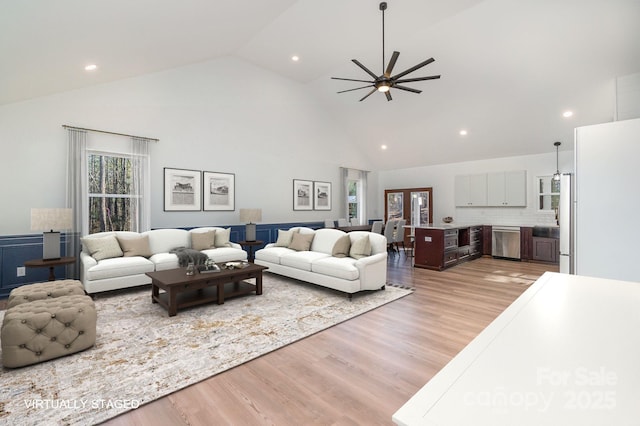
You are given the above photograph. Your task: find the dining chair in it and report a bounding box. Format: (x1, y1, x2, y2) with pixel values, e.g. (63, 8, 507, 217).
(350, 218, 359, 226)
(384, 219, 398, 254)
(337, 218, 349, 227)
(393, 219, 407, 254)
(324, 219, 335, 228)
(371, 221, 384, 234)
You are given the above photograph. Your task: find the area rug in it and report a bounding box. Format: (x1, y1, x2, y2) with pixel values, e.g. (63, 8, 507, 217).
(0, 274, 412, 425)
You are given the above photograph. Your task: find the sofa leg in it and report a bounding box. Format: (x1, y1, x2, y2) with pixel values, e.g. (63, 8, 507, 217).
(347, 293, 352, 301)
(381, 285, 386, 290)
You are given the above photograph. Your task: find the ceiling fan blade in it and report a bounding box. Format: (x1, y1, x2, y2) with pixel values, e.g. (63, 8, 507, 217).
(359, 88, 377, 102)
(391, 57, 435, 80)
(385, 91, 393, 101)
(337, 85, 374, 94)
(352, 59, 379, 80)
(384, 51, 400, 77)
(394, 85, 422, 94)
(331, 77, 375, 84)
(394, 75, 441, 84)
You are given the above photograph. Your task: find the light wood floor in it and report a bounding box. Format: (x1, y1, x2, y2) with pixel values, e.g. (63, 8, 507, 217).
(103, 256, 557, 426)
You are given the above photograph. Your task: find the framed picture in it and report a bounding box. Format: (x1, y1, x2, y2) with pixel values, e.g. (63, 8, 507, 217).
(164, 168, 202, 211)
(293, 179, 313, 210)
(203, 171, 235, 211)
(313, 181, 331, 210)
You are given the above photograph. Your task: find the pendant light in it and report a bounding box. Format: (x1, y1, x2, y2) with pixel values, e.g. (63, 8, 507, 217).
(552, 141, 561, 181)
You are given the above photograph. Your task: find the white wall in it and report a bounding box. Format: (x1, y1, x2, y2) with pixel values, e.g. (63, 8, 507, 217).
(0, 56, 369, 235)
(377, 150, 574, 226)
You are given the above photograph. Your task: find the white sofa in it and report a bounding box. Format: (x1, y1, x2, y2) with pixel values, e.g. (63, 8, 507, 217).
(80, 227, 247, 294)
(254, 227, 387, 297)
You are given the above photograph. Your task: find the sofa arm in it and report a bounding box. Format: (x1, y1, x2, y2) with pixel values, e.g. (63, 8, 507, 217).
(355, 252, 388, 290)
(80, 251, 98, 269)
(229, 242, 242, 250)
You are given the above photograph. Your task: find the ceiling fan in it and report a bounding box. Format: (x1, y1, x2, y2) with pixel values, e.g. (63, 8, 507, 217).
(331, 2, 441, 102)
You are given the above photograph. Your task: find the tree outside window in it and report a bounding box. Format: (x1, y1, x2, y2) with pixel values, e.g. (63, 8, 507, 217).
(88, 153, 137, 233)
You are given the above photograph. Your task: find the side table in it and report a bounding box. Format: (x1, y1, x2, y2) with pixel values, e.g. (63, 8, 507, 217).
(238, 240, 264, 263)
(24, 256, 77, 281)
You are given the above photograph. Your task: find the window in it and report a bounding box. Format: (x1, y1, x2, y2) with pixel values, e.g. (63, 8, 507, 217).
(536, 176, 560, 211)
(87, 152, 136, 233)
(348, 180, 359, 221)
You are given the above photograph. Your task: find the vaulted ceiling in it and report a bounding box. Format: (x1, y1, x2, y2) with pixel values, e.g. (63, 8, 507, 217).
(2, 0, 639, 170)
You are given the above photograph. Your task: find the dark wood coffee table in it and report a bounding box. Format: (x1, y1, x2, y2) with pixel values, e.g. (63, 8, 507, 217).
(146, 263, 267, 316)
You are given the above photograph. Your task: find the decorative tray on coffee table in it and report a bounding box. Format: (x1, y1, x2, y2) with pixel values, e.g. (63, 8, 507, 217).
(197, 263, 221, 273)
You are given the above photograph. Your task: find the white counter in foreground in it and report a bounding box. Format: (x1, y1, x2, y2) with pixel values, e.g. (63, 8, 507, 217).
(393, 272, 640, 425)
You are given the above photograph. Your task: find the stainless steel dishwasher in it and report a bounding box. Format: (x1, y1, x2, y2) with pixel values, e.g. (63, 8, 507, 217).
(492, 226, 521, 259)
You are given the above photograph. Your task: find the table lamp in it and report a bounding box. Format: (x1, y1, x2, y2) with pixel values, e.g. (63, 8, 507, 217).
(31, 208, 73, 260)
(239, 208, 262, 241)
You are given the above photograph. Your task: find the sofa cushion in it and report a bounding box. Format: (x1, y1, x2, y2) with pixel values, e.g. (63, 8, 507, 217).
(149, 253, 179, 271)
(280, 251, 330, 271)
(332, 234, 351, 258)
(350, 235, 371, 259)
(191, 230, 215, 250)
(289, 232, 315, 251)
(143, 229, 190, 254)
(81, 235, 123, 261)
(311, 257, 359, 281)
(117, 234, 152, 257)
(85, 256, 154, 281)
(274, 229, 297, 247)
(255, 247, 293, 264)
(201, 247, 247, 263)
(214, 228, 231, 247)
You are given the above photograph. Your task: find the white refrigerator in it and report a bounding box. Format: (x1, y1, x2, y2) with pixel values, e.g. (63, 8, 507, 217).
(570, 117, 640, 282)
(558, 173, 574, 274)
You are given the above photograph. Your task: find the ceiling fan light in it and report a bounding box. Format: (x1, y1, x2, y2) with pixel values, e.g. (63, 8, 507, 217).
(377, 84, 390, 92)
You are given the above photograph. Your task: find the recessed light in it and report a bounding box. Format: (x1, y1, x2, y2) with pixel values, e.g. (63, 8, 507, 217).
(459, 130, 468, 136)
(85, 64, 98, 71)
(381, 144, 388, 150)
(563, 110, 573, 118)
(291, 56, 299, 62)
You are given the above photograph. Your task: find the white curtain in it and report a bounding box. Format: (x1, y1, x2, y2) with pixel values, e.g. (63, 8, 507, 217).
(66, 128, 87, 278)
(130, 137, 151, 232)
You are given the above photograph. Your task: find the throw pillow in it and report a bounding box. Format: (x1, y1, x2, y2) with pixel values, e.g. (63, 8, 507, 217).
(192, 230, 216, 251)
(288, 232, 315, 251)
(349, 236, 371, 259)
(116, 234, 152, 258)
(332, 234, 351, 258)
(82, 235, 124, 261)
(274, 229, 298, 247)
(214, 228, 231, 247)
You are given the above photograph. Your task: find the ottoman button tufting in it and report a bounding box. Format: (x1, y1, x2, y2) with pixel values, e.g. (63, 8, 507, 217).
(65, 344, 70, 349)
(65, 323, 70, 327)
(47, 293, 52, 296)
(51, 314, 56, 318)
(36, 329, 42, 333)
(19, 344, 26, 348)
(21, 319, 26, 324)
(35, 351, 42, 356)
(79, 330, 84, 335)
(51, 337, 57, 341)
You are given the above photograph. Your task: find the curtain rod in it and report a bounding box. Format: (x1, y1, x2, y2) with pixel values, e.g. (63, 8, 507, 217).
(62, 125, 159, 142)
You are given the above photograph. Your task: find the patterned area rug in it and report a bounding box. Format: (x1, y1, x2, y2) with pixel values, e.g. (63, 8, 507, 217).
(0, 274, 412, 425)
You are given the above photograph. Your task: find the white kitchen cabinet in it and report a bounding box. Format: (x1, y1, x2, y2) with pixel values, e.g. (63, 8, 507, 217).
(454, 174, 487, 206)
(487, 170, 526, 206)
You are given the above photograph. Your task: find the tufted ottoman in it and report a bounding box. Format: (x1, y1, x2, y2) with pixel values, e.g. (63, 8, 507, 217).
(7, 279, 86, 309)
(1, 294, 97, 368)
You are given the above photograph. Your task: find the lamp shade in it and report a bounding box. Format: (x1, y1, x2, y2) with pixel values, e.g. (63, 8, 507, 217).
(31, 208, 73, 231)
(239, 208, 262, 224)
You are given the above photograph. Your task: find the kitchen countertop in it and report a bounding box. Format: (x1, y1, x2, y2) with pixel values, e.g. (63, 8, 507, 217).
(410, 223, 559, 230)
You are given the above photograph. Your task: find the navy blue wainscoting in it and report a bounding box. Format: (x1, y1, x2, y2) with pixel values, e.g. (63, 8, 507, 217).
(0, 234, 72, 298)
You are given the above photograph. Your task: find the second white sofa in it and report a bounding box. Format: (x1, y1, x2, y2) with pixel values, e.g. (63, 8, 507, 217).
(80, 227, 247, 294)
(254, 227, 387, 297)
